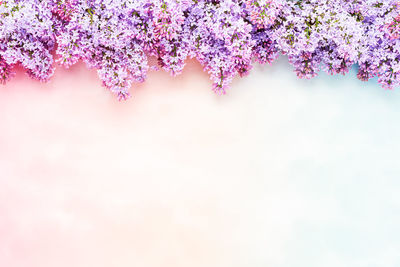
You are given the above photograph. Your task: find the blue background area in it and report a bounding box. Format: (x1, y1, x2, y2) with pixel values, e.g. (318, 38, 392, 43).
(231, 56, 400, 267)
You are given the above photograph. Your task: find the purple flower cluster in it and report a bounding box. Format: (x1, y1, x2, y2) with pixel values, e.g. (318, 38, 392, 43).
(1, 0, 400, 99)
(1, 0, 55, 82)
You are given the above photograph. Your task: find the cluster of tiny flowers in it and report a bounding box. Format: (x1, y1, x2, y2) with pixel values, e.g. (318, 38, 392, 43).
(0, 0, 55, 83)
(1, 0, 400, 99)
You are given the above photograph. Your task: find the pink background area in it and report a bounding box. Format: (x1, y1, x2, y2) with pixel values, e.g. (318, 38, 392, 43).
(0, 60, 289, 267)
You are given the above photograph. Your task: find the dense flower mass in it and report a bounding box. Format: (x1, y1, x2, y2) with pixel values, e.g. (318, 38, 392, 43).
(0, 0, 55, 82)
(1, 0, 400, 99)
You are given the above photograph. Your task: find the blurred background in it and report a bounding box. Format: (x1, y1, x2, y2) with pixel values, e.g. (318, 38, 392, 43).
(0, 57, 399, 267)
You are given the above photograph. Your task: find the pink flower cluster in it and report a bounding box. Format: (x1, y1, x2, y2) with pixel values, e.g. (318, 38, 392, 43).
(1, 0, 400, 100)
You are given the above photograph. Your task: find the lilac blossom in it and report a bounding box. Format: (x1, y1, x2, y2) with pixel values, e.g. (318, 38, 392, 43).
(272, 0, 364, 79)
(0, 56, 13, 84)
(0, 0, 55, 83)
(140, 0, 191, 76)
(54, 0, 150, 100)
(351, 0, 400, 89)
(244, 0, 283, 29)
(1, 0, 400, 99)
(184, 0, 255, 94)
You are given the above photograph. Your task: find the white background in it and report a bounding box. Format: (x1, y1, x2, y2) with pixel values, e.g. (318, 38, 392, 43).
(0, 57, 399, 267)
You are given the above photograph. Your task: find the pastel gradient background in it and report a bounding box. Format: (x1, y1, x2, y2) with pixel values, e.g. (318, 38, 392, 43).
(1, 57, 400, 267)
